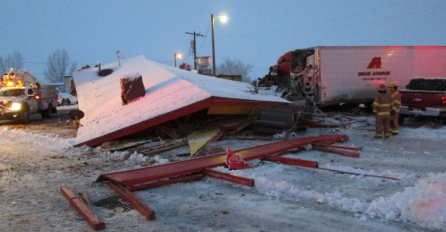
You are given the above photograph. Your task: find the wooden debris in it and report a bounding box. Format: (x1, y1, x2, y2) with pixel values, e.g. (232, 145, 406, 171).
(139, 139, 188, 156)
(103, 140, 152, 152)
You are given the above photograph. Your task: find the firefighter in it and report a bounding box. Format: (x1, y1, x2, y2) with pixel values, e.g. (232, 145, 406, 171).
(373, 84, 392, 139)
(388, 82, 401, 135)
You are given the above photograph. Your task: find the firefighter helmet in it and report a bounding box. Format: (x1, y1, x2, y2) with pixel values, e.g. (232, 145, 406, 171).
(377, 84, 386, 91)
(388, 82, 398, 88)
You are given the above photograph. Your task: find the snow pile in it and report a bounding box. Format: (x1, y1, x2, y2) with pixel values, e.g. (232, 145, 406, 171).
(367, 172, 446, 229)
(0, 126, 74, 150)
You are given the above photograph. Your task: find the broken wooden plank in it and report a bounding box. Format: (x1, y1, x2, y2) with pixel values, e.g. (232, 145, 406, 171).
(229, 116, 258, 135)
(262, 155, 318, 168)
(60, 187, 106, 230)
(103, 140, 152, 152)
(108, 182, 156, 220)
(139, 139, 187, 156)
(203, 168, 255, 187)
(126, 173, 204, 192)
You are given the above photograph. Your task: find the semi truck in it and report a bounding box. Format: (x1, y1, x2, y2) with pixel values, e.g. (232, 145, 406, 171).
(260, 46, 446, 108)
(0, 68, 58, 122)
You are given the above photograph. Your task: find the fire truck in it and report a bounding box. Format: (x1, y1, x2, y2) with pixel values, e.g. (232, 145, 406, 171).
(261, 46, 446, 108)
(0, 68, 58, 122)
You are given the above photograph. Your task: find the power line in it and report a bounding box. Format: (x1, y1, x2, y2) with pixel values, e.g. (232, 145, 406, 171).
(186, 31, 204, 69)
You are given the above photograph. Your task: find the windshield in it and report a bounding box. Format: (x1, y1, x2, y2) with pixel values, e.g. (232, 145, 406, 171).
(408, 79, 446, 91)
(0, 89, 26, 97)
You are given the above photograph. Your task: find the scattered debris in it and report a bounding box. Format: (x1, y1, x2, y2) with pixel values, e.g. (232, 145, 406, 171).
(103, 140, 152, 152)
(89, 135, 350, 221)
(139, 139, 188, 156)
(220, 209, 229, 214)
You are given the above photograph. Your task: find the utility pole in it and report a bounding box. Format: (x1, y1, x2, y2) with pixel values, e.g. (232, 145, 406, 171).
(185, 31, 204, 69)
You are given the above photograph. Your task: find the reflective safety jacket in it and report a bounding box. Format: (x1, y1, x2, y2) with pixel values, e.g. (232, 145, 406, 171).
(391, 91, 401, 113)
(373, 92, 392, 119)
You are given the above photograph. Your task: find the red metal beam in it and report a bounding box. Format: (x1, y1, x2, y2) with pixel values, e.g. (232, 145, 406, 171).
(60, 187, 106, 230)
(203, 168, 255, 187)
(262, 155, 318, 168)
(312, 142, 362, 151)
(108, 182, 156, 220)
(126, 173, 204, 192)
(312, 144, 360, 158)
(96, 135, 348, 186)
(212, 97, 282, 106)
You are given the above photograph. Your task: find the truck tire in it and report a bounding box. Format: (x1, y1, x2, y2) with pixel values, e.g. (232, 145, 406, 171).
(432, 118, 443, 128)
(41, 105, 53, 118)
(61, 99, 67, 106)
(46, 105, 53, 118)
(22, 107, 30, 123)
(398, 115, 405, 126)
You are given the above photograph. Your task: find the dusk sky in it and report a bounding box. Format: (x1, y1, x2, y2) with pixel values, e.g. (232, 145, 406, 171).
(1, 0, 445, 82)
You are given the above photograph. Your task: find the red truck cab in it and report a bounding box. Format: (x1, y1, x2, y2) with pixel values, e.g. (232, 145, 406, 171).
(399, 78, 446, 126)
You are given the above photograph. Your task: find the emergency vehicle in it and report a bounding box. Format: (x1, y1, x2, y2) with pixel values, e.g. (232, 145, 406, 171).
(0, 68, 58, 122)
(262, 46, 446, 107)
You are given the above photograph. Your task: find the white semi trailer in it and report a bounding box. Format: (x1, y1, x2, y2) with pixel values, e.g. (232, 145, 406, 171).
(262, 46, 446, 107)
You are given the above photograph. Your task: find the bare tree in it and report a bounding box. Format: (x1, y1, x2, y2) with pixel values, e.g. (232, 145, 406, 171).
(0, 57, 4, 74)
(44, 49, 77, 83)
(0, 51, 24, 73)
(216, 57, 254, 83)
(69, 60, 78, 75)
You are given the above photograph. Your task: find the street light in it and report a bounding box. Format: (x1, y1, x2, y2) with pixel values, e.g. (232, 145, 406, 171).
(174, 53, 182, 67)
(211, 14, 228, 76)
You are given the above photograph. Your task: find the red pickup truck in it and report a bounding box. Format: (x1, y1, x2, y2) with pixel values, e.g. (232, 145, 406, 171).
(399, 78, 446, 126)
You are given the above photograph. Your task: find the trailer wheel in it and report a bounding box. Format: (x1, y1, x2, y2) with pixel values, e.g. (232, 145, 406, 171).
(398, 115, 405, 126)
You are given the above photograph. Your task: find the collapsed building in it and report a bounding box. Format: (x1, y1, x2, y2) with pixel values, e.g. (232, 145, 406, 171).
(72, 56, 292, 147)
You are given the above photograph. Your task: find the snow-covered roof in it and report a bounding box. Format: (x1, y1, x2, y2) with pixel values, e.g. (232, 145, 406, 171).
(72, 56, 289, 147)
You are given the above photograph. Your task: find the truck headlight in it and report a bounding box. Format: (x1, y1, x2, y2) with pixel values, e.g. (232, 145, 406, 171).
(11, 102, 21, 111)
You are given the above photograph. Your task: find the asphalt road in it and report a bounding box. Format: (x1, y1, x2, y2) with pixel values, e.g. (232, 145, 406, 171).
(0, 105, 79, 138)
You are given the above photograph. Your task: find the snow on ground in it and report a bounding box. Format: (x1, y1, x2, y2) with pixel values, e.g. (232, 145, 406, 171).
(0, 114, 445, 231)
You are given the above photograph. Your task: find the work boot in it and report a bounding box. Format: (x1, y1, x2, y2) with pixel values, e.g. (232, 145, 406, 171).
(392, 132, 398, 135)
(373, 135, 382, 139)
(385, 135, 390, 139)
